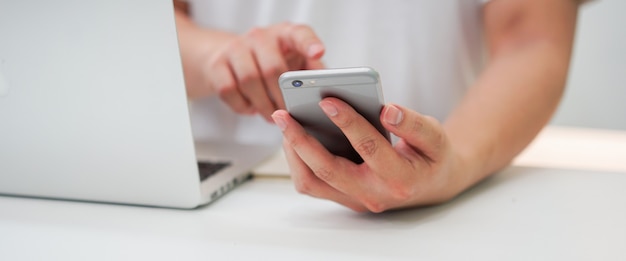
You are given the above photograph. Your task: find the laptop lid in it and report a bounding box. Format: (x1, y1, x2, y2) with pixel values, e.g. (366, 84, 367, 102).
(0, 0, 205, 208)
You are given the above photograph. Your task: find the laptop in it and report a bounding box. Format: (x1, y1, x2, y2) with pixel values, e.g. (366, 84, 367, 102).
(0, 0, 278, 208)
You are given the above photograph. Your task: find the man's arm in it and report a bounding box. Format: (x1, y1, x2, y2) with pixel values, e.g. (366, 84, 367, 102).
(444, 0, 580, 190)
(173, 1, 237, 98)
(271, 0, 583, 212)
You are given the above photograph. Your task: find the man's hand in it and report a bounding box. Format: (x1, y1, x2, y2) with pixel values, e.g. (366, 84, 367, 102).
(204, 23, 325, 122)
(176, 16, 325, 122)
(271, 98, 471, 212)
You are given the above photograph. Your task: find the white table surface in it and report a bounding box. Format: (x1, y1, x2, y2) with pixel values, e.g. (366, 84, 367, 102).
(2, 126, 626, 260)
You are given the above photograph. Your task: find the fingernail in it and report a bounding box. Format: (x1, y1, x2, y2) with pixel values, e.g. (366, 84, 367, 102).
(307, 43, 324, 58)
(384, 105, 403, 126)
(272, 113, 287, 131)
(319, 101, 338, 117)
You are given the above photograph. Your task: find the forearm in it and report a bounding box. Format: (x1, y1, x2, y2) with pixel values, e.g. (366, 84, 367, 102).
(442, 0, 580, 191)
(173, 4, 235, 98)
(444, 41, 572, 190)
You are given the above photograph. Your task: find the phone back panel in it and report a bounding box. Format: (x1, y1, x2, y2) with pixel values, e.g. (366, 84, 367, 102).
(279, 67, 390, 163)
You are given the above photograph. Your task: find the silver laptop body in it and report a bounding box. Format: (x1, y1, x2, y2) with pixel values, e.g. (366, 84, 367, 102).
(0, 0, 276, 208)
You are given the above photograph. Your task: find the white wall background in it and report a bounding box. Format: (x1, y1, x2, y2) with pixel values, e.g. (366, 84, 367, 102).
(551, 0, 626, 130)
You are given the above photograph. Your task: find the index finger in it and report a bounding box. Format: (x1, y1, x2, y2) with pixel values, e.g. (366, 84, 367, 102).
(275, 23, 325, 59)
(318, 97, 402, 173)
(271, 110, 366, 193)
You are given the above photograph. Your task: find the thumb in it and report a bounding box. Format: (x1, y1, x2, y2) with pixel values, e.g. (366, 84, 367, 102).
(380, 104, 447, 161)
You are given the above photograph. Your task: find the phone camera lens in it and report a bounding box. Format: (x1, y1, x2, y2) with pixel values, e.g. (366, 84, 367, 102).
(292, 80, 303, 87)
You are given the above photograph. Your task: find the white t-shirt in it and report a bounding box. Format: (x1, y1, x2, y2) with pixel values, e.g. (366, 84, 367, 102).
(187, 0, 488, 145)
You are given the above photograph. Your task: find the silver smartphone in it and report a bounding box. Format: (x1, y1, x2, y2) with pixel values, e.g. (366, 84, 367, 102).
(279, 67, 391, 163)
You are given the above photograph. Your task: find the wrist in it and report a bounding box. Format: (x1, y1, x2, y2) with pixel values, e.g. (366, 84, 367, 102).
(448, 144, 484, 194)
(444, 126, 493, 195)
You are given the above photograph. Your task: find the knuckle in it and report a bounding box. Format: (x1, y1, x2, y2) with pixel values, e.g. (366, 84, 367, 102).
(218, 88, 250, 113)
(237, 72, 259, 87)
(261, 64, 286, 81)
(333, 114, 355, 129)
(387, 181, 413, 201)
(245, 27, 266, 39)
(225, 38, 246, 53)
(232, 105, 251, 114)
(425, 116, 446, 150)
(433, 132, 446, 152)
(285, 132, 304, 148)
(410, 117, 425, 133)
(203, 58, 230, 80)
(312, 166, 334, 182)
(294, 184, 311, 195)
(204, 54, 224, 70)
(290, 23, 310, 33)
(355, 137, 378, 157)
(285, 132, 317, 152)
(259, 107, 275, 117)
(216, 81, 237, 97)
(293, 177, 314, 195)
(350, 205, 370, 213)
(360, 197, 387, 213)
(423, 115, 441, 131)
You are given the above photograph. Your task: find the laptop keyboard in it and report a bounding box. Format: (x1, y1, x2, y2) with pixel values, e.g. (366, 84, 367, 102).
(197, 161, 232, 181)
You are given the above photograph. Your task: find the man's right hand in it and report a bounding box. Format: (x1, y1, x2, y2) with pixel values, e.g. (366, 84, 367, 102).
(175, 9, 325, 122)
